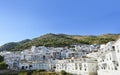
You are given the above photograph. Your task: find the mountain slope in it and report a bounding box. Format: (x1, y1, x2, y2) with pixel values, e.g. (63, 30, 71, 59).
(0, 33, 120, 51)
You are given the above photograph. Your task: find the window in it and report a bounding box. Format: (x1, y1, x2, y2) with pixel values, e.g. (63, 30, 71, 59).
(117, 63, 119, 66)
(103, 67, 105, 69)
(109, 55, 111, 60)
(26, 66, 28, 69)
(75, 63, 78, 70)
(29, 65, 32, 68)
(22, 66, 24, 69)
(101, 67, 103, 69)
(112, 46, 115, 51)
(79, 64, 82, 70)
(115, 67, 117, 70)
(79, 67, 82, 70)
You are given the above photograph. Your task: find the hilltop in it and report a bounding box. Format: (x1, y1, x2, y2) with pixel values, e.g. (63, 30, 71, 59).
(0, 33, 120, 51)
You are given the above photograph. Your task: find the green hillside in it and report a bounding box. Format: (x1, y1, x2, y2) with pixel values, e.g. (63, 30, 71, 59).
(0, 33, 120, 51)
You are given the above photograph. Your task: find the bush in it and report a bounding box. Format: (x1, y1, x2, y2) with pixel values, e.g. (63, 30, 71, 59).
(0, 62, 8, 69)
(18, 71, 28, 75)
(60, 70, 72, 75)
(0, 55, 4, 62)
(60, 70, 66, 75)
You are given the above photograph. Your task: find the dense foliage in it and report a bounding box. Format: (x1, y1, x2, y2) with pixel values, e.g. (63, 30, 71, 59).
(60, 70, 72, 75)
(0, 56, 8, 70)
(0, 55, 4, 62)
(0, 62, 8, 69)
(0, 39, 31, 51)
(0, 33, 119, 51)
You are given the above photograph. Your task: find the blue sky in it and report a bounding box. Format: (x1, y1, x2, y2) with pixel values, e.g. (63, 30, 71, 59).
(0, 0, 120, 45)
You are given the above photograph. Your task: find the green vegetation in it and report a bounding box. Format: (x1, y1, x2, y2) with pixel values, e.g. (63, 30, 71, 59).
(0, 70, 59, 75)
(60, 70, 72, 75)
(0, 61, 8, 70)
(17, 70, 72, 75)
(3, 70, 58, 75)
(32, 71, 58, 75)
(0, 55, 4, 62)
(0, 33, 120, 51)
(0, 55, 8, 70)
(0, 39, 31, 51)
(18, 71, 28, 75)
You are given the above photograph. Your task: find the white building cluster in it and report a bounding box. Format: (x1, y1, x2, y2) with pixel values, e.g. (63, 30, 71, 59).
(97, 39, 120, 75)
(1, 38, 120, 75)
(55, 57, 98, 75)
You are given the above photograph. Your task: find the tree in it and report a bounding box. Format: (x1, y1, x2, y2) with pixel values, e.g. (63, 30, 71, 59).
(0, 62, 8, 70)
(0, 55, 4, 62)
(60, 70, 72, 75)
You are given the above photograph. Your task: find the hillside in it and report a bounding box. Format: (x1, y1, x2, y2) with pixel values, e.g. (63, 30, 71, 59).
(0, 33, 120, 51)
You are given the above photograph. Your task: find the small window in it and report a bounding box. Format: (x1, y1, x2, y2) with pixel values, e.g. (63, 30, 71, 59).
(79, 67, 82, 70)
(117, 63, 119, 66)
(26, 66, 28, 69)
(112, 46, 115, 51)
(22, 66, 24, 69)
(101, 67, 103, 69)
(109, 55, 111, 60)
(71, 60, 74, 62)
(115, 67, 117, 70)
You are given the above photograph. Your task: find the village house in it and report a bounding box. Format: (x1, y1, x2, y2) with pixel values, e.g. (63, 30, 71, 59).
(55, 57, 98, 75)
(97, 39, 120, 75)
(1, 38, 120, 75)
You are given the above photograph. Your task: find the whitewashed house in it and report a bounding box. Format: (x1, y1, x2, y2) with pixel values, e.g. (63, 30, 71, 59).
(56, 57, 98, 75)
(4, 52, 21, 70)
(113, 39, 120, 74)
(97, 39, 120, 75)
(19, 61, 51, 71)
